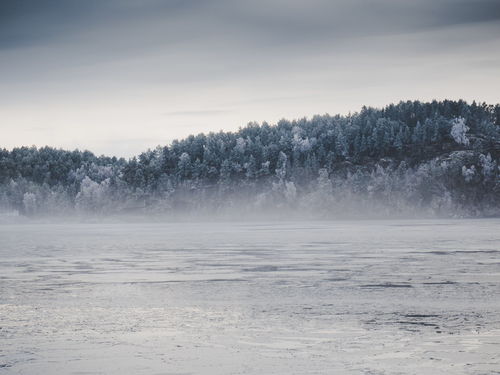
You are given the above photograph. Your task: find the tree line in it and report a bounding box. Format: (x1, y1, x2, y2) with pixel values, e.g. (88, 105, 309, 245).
(1, 100, 499, 218)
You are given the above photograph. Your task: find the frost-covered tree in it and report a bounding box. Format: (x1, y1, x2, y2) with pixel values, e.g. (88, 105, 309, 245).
(22, 192, 37, 215)
(479, 153, 496, 180)
(75, 176, 110, 213)
(450, 117, 470, 146)
(462, 165, 476, 183)
(1, 100, 499, 217)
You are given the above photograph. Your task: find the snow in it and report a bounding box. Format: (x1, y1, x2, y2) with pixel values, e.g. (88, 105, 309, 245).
(1, 219, 499, 374)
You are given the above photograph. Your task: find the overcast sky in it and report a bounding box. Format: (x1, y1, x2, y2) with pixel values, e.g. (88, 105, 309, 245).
(1, 0, 500, 157)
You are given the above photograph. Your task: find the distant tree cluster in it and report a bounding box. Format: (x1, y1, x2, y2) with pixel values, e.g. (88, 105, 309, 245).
(1, 100, 499, 218)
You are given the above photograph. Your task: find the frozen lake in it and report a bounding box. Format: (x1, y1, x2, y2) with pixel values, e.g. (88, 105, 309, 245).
(1, 219, 499, 374)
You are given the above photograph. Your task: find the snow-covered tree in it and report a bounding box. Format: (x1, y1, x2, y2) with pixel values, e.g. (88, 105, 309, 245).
(479, 153, 496, 180)
(450, 117, 470, 146)
(462, 165, 476, 183)
(1, 100, 499, 217)
(75, 176, 110, 213)
(22, 192, 37, 215)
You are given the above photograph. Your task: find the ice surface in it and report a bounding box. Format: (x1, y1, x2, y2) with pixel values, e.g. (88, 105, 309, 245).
(1, 219, 499, 374)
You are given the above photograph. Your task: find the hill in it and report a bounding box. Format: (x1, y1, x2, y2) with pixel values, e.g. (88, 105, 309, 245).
(1, 100, 499, 218)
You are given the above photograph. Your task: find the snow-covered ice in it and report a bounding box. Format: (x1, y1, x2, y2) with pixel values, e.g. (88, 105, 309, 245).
(1, 219, 499, 374)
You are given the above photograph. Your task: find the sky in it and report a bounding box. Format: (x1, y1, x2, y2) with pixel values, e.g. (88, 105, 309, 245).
(1, 0, 500, 157)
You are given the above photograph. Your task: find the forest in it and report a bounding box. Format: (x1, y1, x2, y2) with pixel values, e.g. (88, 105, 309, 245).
(1, 100, 499, 218)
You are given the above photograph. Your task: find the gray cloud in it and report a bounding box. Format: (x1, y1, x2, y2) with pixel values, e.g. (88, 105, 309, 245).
(2, 0, 500, 50)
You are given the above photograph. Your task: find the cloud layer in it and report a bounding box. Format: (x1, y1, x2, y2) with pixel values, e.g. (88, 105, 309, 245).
(1, 0, 500, 156)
